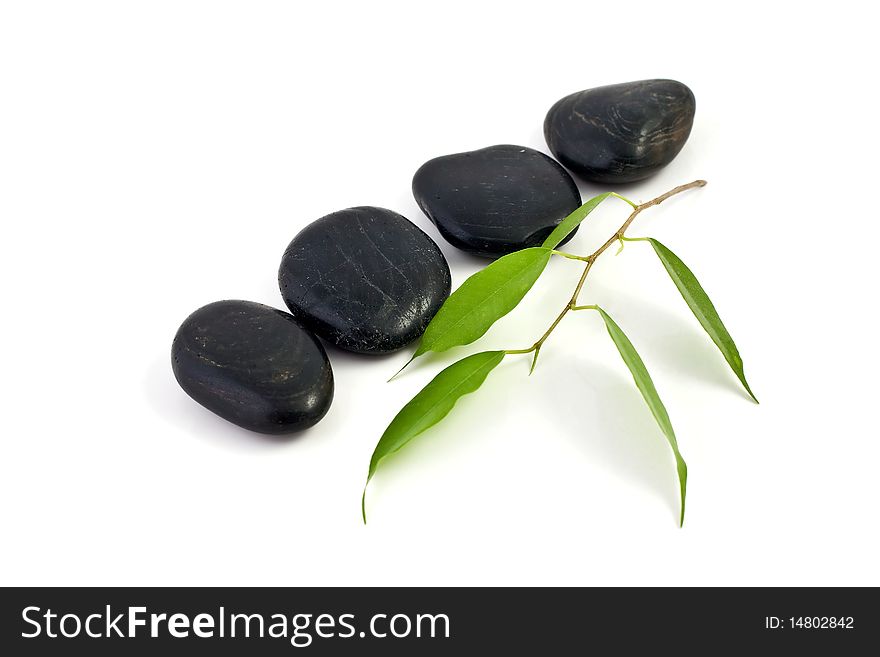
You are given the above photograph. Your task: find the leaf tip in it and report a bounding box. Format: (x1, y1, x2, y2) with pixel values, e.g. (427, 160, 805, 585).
(388, 354, 416, 382)
(737, 373, 759, 404)
(745, 384, 759, 404)
(678, 460, 687, 528)
(361, 486, 368, 525)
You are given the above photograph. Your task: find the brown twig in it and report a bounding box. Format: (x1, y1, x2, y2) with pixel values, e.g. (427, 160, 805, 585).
(506, 180, 706, 365)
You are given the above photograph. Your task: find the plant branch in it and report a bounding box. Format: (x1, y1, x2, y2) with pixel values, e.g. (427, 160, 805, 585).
(587, 179, 706, 267)
(506, 180, 706, 362)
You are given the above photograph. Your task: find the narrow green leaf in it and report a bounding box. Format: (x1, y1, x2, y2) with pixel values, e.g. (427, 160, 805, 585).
(413, 248, 551, 358)
(647, 238, 757, 403)
(363, 350, 505, 521)
(542, 192, 612, 249)
(595, 308, 688, 526)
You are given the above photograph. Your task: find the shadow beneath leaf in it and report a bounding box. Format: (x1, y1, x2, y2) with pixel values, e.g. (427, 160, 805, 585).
(596, 285, 756, 403)
(537, 356, 681, 523)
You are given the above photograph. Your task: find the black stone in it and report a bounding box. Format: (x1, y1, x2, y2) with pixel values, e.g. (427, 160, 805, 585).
(544, 79, 696, 184)
(278, 207, 451, 354)
(412, 144, 582, 258)
(171, 300, 333, 434)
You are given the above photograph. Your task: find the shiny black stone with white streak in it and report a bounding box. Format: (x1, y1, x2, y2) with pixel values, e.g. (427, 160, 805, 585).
(278, 207, 451, 354)
(544, 79, 696, 184)
(412, 145, 582, 258)
(171, 300, 334, 434)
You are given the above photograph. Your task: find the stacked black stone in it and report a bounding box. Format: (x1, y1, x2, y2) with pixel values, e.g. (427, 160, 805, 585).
(172, 79, 695, 434)
(412, 145, 582, 258)
(172, 208, 450, 433)
(544, 79, 696, 184)
(171, 300, 334, 434)
(278, 207, 451, 354)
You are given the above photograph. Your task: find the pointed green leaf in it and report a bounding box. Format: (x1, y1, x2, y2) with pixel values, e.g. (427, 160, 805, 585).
(542, 192, 612, 249)
(647, 238, 757, 402)
(413, 248, 551, 359)
(595, 308, 688, 526)
(363, 350, 505, 521)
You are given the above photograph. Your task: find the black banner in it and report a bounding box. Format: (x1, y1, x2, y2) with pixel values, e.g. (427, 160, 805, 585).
(1, 587, 875, 654)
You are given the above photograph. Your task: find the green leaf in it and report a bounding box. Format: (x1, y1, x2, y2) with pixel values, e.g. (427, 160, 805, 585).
(363, 350, 505, 522)
(647, 238, 757, 403)
(542, 192, 612, 249)
(412, 248, 552, 359)
(595, 308, 688, 526)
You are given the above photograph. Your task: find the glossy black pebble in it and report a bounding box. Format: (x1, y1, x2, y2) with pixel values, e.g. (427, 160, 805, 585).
(171, 300, 333, 434)
(279, 207, 451, 354)
(412, 144, 582, 258)
(544, 79, 696, 184)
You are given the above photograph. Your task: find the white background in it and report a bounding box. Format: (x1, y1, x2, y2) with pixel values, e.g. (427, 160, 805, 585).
(2, 1, 878, 586)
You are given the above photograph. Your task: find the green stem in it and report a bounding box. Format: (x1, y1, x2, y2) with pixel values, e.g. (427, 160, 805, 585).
(551, 249, 590, 262)
(610, 192, 638, 209)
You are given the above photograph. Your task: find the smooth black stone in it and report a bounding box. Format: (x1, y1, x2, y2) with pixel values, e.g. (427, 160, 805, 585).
(171, 300, 333, 434)
(278, 207, 451, 354)
(544, 79, 696, 184)
(412, 144, 582, 258)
